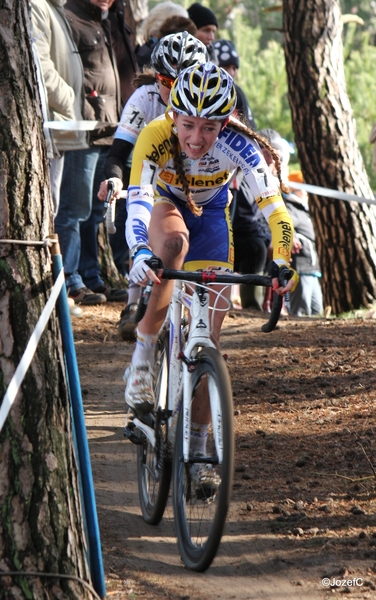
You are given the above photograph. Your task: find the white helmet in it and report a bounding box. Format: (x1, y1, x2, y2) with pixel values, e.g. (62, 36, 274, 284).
(150, 31, 208, 79)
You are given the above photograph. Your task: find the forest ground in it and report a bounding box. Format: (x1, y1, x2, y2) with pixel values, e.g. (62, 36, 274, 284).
(73, 302, 376, 599)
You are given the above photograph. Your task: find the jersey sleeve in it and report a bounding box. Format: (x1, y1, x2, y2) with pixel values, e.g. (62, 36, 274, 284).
(125, 116, 172, 250)
(249, 163, 293, 266)
(217, 126, 293, 265)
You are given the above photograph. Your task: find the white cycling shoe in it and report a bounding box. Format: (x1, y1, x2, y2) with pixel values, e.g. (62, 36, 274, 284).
(190, 454, 221, 498)
(124, 362, 155, 415)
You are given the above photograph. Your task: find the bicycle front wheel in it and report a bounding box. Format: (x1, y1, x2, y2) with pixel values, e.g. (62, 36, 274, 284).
(137, 331, 172, 524)
(172, 347, 234, 571)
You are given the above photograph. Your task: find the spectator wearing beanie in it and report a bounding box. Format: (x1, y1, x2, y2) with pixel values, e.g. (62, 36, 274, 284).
(187, 2, 218, 62)
(213, 39, 256, 129)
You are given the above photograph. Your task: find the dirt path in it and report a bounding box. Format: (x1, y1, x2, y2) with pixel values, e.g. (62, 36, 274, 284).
(74, 304, 376, 599)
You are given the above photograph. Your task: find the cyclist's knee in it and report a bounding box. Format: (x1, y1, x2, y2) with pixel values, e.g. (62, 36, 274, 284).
(163, 233, 189, 263)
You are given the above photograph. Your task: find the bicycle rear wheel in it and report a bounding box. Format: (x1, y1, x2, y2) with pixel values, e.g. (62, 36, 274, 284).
(136, 331, 172, 524)
(172, 347, 234, 571)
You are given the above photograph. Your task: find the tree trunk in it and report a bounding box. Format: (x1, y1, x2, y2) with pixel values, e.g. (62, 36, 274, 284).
(98, 222, 128, 286)
(283, 0, 376, 314)
(0, 3, 92, 598)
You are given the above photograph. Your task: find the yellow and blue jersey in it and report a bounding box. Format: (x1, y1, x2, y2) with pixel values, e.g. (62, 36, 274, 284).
(126, 113, 293, 270)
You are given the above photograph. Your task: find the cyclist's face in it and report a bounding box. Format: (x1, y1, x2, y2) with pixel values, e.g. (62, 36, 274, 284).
(173, 114, 222, 159)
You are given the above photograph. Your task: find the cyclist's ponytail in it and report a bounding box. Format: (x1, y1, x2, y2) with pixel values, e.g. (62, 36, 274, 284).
(132, 68, 156, 89)
(170, 128, 203, 216)
(228, 118, 290, 195)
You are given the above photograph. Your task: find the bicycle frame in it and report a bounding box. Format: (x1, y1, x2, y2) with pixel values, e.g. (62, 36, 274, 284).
(132, 278, 224, 463)
(130, 267, 286, 456)
(169, 281, 219, 463)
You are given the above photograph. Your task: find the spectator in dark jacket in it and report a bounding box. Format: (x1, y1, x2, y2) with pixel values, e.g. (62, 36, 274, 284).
(54, 0, 137, 305)
(284, 171, 323, 317)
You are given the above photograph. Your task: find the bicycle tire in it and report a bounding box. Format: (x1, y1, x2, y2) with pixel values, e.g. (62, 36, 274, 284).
(136, 331, 172, 524)
(172, 347, 234, 571)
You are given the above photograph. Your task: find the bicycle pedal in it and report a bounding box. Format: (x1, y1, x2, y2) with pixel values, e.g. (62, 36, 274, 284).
(123, 422, 143, 445)
(141, 410, 157, 426)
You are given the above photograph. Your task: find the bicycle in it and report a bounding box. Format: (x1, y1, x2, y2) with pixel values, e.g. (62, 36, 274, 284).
(124, 265, 290, 571)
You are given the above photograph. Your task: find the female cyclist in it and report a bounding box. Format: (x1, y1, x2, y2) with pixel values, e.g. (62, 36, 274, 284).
(99, 31, 208, 339)
(102, 62, 298, 414)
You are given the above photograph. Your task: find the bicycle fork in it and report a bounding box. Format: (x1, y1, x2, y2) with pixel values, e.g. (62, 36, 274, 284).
(180, 285, 215, 463)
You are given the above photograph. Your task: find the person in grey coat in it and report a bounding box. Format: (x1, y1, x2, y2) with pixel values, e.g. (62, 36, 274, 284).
(31, 0, 88, 215)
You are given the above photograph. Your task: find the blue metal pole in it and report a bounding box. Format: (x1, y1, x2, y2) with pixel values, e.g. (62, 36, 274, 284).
(51, 241, 106, 599)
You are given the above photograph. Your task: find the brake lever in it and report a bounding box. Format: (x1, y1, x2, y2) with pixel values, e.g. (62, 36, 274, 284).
(261, 266, 292, 333)
(134, 256, 163, 322)
(279, 265, 292, 314)
(102, 180, 115, 220)
(141, 279, 154, 306)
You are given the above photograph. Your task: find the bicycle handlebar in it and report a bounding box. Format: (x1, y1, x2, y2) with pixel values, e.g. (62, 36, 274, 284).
(134, 266, 292, 332)
(160, 269, 272, 286)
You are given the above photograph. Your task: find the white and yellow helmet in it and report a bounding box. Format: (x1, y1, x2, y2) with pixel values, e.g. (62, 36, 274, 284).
(170, 62, 237, 120)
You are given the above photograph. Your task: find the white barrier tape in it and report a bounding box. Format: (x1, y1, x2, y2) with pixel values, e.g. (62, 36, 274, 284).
(105, 200, 117, 234)
(44, 120, 376, 207)
(44, 120, 118, 131)
(0, 268, 65, 433)
(0, 238, 53, 247)
(288, 181, 376, 206)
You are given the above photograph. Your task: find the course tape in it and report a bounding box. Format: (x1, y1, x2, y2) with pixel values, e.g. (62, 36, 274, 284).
(288, 181, 376, 206)
(0, 268, 65, 433)
(44, 120, 376, 207)
(44, 120, 118, 131)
